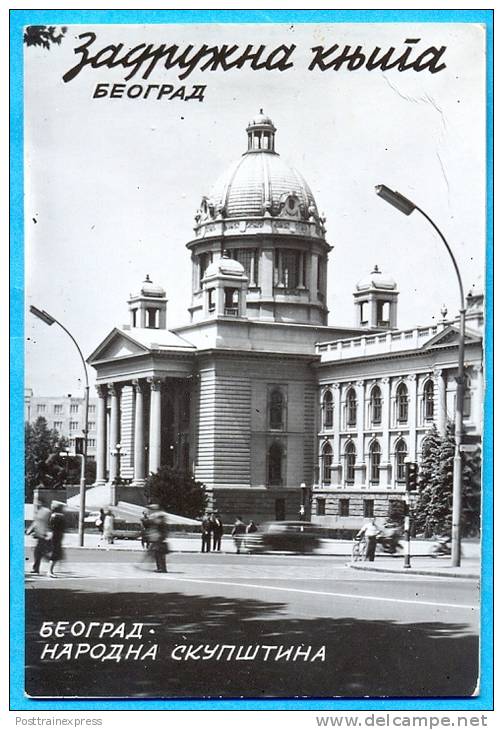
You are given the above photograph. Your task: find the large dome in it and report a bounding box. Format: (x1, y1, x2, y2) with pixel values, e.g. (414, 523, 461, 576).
(193, 112, 324, 236)
(207, 153, 319, 220)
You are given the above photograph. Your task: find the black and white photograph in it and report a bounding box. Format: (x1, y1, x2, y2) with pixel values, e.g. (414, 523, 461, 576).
(19, 15, 489, 703)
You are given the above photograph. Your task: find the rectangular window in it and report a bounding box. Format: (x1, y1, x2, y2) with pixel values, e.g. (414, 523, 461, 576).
(53, 421, 63, 430)
(388, 500, 405, 521)
(208, 287, 215, 313)
(317, 255, 322, 296)
(274, 498, 286, 522)
(274, 249, 301, 288)
(339, 498, 350, 517)
(89, 405, 96, 414)
(88, 421, 96, 431)
(364, 499, 374, 518)
(69, 421, 79, 430)
(228, 248, 259, 286)
(316, 498, 326, 517)
(88, 439, 96, 448)
(199, 251, 213, 288)
(70, 404, 79, 414)
(53, 404, 63, 414)
(37, 404, 46, 413)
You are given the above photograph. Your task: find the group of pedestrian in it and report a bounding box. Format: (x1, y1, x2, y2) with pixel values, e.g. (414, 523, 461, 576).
(205, 515, 258, 554)
(26, 500, 66, 577)
(201, 512, 224, 552)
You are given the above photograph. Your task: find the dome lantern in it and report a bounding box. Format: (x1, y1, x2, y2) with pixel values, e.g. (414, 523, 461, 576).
(246, 109, 277, 153)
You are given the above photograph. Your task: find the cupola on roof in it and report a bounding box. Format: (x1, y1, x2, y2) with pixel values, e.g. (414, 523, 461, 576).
(138, 274, 166, 298)
(204, 253, 246, 279)
(196, 111, 321, 226)
(356, 265, 397, 292)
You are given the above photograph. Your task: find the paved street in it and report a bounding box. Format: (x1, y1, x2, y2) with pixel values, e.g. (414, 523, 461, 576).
(25, 548, 479, 699)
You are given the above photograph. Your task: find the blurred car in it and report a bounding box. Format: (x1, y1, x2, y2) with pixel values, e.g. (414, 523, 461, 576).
(245, 521, 322, 554)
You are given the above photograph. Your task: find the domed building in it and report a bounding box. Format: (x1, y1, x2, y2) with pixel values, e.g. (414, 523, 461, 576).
(87, 112, 483, 527)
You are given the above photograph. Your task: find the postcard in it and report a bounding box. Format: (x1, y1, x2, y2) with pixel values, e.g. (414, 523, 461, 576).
(11, 9, 493, 711)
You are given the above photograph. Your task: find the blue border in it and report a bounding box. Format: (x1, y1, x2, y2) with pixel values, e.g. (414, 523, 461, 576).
(10, 8, 494, 712)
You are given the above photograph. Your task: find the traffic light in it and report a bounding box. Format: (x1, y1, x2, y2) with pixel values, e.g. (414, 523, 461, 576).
(405, 461, 418, 492)
(75, 437, 85, 455)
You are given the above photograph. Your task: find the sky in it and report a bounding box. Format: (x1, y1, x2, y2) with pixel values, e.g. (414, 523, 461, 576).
(24, 21, 486, 396)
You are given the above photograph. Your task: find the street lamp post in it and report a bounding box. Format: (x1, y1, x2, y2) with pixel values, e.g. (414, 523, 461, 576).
(29, 306, 90, 547)
(110, 443, 124, 506)
(375, 185, 466, 567)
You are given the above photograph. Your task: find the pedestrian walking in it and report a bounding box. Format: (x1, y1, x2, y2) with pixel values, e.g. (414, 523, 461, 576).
(246, 520, 258, 535)
(147, 505, 169, 573)
(140, 510, 150, 549)
(47, 501, 66, 577)
(95, 508, 105, 536)
(103, 509, 115, 545)
(231, 516, 246, 554)
(356, 518, 381, 562)
(26, 504, 51, 574)
(211, 513, 224, 552)
(201, 515, 212, 553)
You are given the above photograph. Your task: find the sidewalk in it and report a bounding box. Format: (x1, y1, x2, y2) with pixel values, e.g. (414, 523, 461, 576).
(26, 532, 481, 568)
(349, 556, 480, 580)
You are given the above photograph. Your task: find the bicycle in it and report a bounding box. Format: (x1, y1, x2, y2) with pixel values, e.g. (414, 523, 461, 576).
(351, 537, 367, 562)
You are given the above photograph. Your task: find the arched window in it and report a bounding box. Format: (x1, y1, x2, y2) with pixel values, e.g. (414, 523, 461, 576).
(268, 442, 283, 486)
(269, 389, 284, 430)
(423, 380, 434, 421)
(346, 387, 357, 427)
(370, 385, 382, 425)
(323, 390, 333, 429)
(369, 440, 381, 484)
(395, 439, 407, 482)
(463, 375, 472, 418)
(345, 441, 356, 484)
(322, 441, 333, 485)
(396, 383, 409, 423)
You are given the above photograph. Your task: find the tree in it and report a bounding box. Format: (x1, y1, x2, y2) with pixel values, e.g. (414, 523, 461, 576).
(462, 445, 482, 537)
(414, 422, 481, 538)
(25, 417, 68, 502)
(143, 466, 207, 519)
(23, 26, 67, 50)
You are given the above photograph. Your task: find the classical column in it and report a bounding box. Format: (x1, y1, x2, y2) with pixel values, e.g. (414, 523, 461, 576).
(148, 378, 163, 475)
(379, 377, 391, 487)
(95, 385, 108, 485)
(434, 368, 447, 434)
(133, 380, 146, 483)
(354, 380, 366, 486)
(108, 383, 121, 484)
(408, 374, 418, 460)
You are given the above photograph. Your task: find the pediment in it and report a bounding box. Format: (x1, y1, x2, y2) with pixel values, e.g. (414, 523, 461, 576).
(422, 325, 481, 350)
(87, 328, 149, 364)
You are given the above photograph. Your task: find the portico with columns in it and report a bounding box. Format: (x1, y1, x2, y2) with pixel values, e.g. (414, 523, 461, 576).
(92, 372, 196, 494)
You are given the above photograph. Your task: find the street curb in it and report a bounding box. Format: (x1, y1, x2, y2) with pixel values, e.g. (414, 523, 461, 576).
(349, 563, 479, 580)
